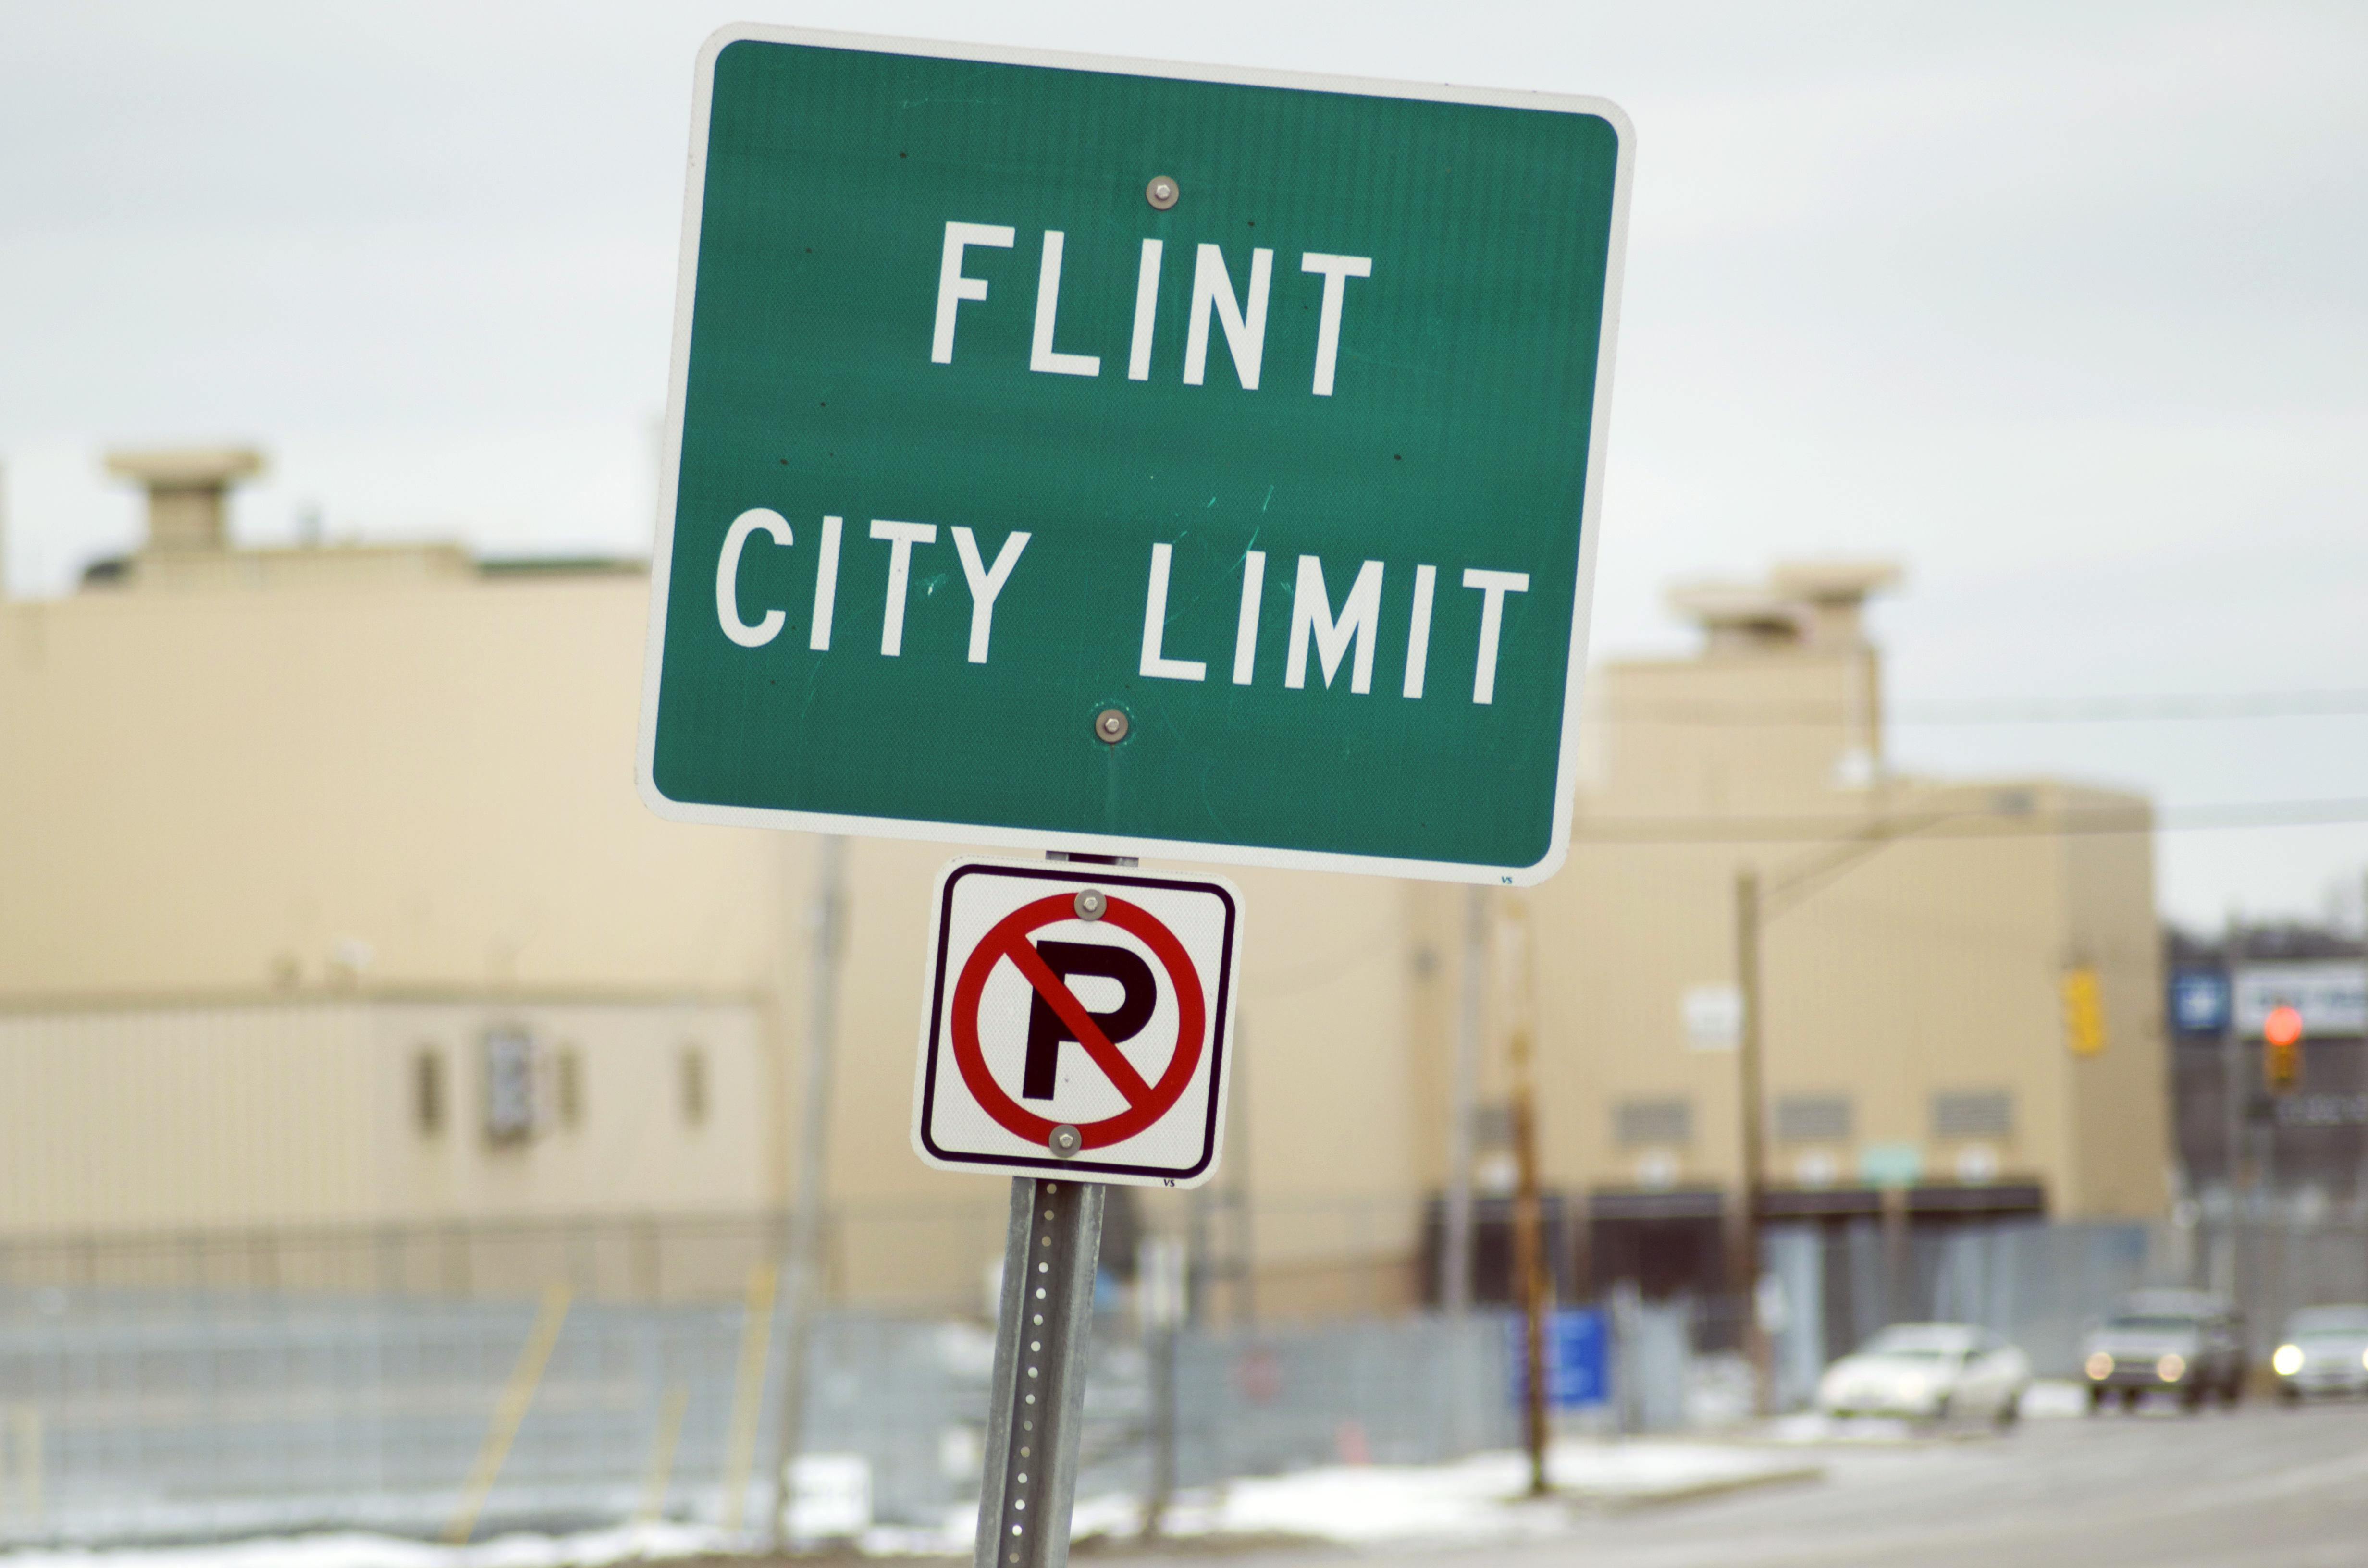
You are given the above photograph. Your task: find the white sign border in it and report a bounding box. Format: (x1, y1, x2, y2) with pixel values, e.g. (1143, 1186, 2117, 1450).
(909, 858, 1240, 1189)
(636, 23, 1635, 887)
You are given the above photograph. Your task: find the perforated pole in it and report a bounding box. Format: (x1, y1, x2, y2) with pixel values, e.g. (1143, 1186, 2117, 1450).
(976, 1177, 1105, 1568)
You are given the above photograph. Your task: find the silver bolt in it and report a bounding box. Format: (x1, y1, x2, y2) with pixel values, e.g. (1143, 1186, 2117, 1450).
(1073, 887, 1107, 921)
(1095, 707, 1130, 743)
(1146, 175, 1179, 210)
(1049, 1124, 1083, 1157)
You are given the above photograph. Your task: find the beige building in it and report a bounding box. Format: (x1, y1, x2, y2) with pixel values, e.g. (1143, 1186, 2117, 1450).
(0, 450, 2166, 1314)
(1405, 565, 2169, 1300)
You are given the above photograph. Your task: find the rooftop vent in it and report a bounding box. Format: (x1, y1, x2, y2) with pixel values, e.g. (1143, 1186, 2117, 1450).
(1667, 559, 1901, 653)
(104, 446, 265, 555)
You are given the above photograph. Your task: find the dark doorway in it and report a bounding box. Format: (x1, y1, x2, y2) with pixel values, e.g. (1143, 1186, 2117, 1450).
(1417, 1192, 1576, 1306)
(1585, 1189, 1727, 1299)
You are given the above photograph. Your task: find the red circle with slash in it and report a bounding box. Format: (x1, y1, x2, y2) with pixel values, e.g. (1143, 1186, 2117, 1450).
(949, 893, 1207, 1149)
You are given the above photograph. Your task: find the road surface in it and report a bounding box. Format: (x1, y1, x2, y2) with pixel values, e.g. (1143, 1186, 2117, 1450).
(1142, 1401, 2368, 1568)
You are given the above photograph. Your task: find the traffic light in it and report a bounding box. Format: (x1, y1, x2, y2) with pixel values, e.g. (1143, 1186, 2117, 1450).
(2264, 1003, 2304, 1093)
(2060, 967, 2107, 1057)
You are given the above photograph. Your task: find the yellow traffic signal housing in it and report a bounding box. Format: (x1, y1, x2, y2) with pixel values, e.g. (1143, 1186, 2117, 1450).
(2266, 1039, 2300, 1092)
(2060, 967, 2108, 1057)
(2264, 1003, 2304, 1092)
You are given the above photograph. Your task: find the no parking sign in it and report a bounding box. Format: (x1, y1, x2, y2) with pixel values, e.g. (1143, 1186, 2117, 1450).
(911, 859, 1239, 1187)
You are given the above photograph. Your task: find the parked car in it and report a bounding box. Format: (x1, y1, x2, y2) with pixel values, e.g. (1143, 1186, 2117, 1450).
(2081, 1289, 2247, 1411)
(1816, 1323, 2032, 1425)
(2272, 1305, 2368, 1402)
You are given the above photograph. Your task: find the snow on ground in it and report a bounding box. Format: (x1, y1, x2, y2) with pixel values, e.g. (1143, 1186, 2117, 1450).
(1069, 1439, 1819, 1546)
(1764, 1380, 2097, 1444)
(1763, 1412, 1926, 1445)
(2020, 1380, 2094, 1419)
(0, 1439, 1823, 1565)
(0, 1523, 728, 1568)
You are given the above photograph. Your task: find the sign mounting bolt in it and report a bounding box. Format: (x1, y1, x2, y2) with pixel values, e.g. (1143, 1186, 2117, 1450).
(1049, 1124, 1083, 1158)
(1095, 708, 1131, 744)
(1073, 888, 1107, 921)
(1146, 175, 1179, 210)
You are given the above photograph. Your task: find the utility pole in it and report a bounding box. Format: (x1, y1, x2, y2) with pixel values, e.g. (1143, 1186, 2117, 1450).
(769, 834, 847, 1553)
(2217, 915, 2244, 1301)
(1723, 806, 1979, 1419)
(1503, 897, 1549, 1496)
(2358, 872, 2368, 1220)
(1731, 869, 1771, 1416)
(1442, 886, 1485, 1317)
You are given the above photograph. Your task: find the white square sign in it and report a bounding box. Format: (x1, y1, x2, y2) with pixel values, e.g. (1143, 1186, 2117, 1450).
(911, 859, 1239, 1188)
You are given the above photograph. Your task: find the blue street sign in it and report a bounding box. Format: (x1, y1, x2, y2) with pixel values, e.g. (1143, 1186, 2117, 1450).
(2171, 970, 2232, 1034)
(1509, 1308, 1608, 1409)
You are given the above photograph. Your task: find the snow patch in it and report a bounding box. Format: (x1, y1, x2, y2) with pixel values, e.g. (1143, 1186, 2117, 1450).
(0, 1443, 1821, 1564)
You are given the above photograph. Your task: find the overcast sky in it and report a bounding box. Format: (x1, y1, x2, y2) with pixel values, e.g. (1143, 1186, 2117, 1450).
(3, 1, 2363, 930)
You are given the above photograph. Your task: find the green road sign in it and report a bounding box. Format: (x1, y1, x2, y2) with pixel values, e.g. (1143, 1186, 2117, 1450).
(639, 26, 1632, 884)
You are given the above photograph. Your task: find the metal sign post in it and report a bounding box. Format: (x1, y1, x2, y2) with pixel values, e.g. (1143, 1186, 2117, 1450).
(943, 850, 1209, 1565)
(631, 23, 1637, 1554)
(976, 1176, 1105, 1568)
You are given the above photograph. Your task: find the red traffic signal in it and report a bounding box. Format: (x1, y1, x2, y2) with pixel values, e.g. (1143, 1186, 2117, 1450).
(2265, 1004, 2304, 1092)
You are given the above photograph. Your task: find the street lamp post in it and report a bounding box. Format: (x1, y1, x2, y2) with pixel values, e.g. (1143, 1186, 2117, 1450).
(769, 834, 847, 1553)
(1442, 887, 1486, 1318)
(1502, 895, 1551, 1496)
(1730, 870, 1769, 1409)
(1729, 806, 1981, 1417)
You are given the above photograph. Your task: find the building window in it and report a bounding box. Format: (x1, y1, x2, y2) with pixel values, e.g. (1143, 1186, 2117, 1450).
(1775, 1094, 1852, 1144)
(680, 1045, 708, 1128)
(414, 1049, 444, 1137)
(484, 1028, 538, 1143)
(1615, 1098, 1691, 1147)
(1933, 1090, 2013, 1141)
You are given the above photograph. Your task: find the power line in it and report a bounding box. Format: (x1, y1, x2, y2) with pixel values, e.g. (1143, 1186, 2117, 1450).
(1901, 691, 2368, 724)
(1570, 795, 2368, 845)
(1595, 689, 2368, 728)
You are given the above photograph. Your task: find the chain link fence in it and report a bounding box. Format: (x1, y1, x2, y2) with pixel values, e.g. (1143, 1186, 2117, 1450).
(0, 1280, 1517, 1550)
(0, 1286, 954, 1544)
(2193, 1211, 2368, 1355)
(15, 1207, 2352, 1545)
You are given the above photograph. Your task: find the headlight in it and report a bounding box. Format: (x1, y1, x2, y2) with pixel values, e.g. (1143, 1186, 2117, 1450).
(1898, 1374, 1928, 1402)
(2084, 1352, 2113, 1380)
(2274, 1344, 2304, 1376)
(2157, 1353, 2186, 1382)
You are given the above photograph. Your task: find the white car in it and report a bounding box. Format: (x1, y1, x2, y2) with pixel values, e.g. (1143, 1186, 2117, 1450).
(1817, 1323, 2033, 1425)
(2273, 1305, 2368, 1402)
